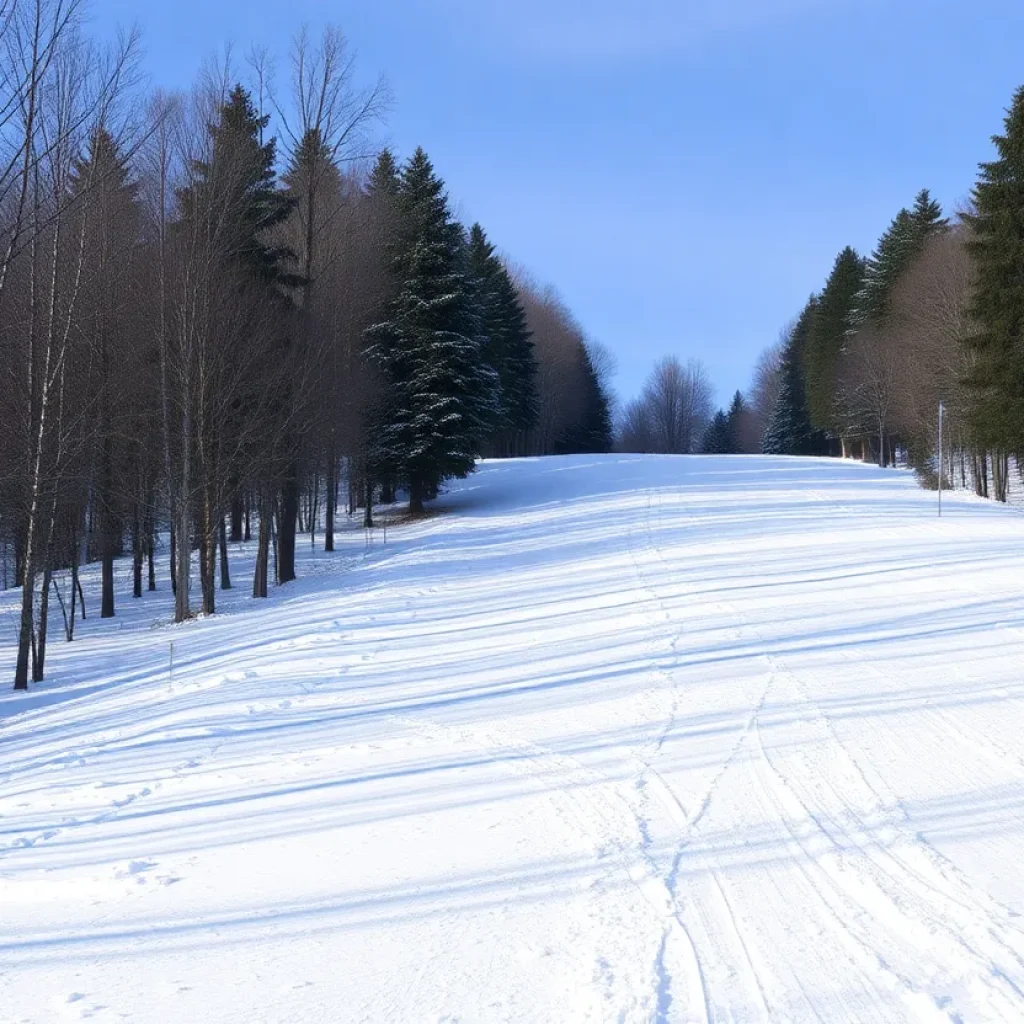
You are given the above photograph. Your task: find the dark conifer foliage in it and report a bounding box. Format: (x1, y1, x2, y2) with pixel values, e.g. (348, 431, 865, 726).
(911, 188, 949, 235)
(701, 392, 749, 453)
(555, 343, 614, 454)
(726, 391, 750, 450)
(467, 223, 538, 455)
(181, 85, 295, 285)
(851, 189, 948, 331)
(763, 299, 829, 456)
(701, 410, 735, 454)
(804, 247, 865, 434)
(963, 87, 1024, 455)
(365, 148, 499, 513)
(850, 209, 915, 330)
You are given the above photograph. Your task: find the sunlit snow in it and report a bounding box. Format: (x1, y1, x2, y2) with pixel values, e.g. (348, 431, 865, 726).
(3, 455, 1024, 1022)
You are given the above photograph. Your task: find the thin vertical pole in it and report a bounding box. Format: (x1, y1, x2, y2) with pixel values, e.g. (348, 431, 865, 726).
(938, 401, 944, 518)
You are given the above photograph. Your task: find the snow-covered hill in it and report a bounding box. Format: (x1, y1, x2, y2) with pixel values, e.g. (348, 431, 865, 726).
(4, 455, 1024, 1023)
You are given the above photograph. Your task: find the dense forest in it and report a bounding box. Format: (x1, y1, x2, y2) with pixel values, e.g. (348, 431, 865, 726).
(0, 4, 615, 690)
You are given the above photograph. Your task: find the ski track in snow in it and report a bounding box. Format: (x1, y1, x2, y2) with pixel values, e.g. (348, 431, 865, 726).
(3, 454, 1024, 1022)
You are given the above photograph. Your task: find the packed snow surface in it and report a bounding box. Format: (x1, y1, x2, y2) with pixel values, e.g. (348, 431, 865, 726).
(4, 455, 1024, 1023)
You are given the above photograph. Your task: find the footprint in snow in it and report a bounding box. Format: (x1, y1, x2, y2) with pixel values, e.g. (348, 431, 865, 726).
(114, 859, 157, 881)
(112, 787, 150, 808)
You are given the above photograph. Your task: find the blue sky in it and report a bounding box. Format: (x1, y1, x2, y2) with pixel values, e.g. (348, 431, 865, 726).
(91, 0, 1024, 409)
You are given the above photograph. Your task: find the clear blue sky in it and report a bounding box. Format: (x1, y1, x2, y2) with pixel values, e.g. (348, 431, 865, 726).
(91, 0, 1024, 410)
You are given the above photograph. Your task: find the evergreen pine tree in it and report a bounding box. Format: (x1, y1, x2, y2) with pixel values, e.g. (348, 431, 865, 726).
(851, 189, 948, 330)
(804, 246, 865, 432)
(281, 126, 343, 300)
(180, 84, 294, 285)
(910, 187, 948, 235)
(962, 86, 1024, 454)
(763, 298, 829, 455)
(496, 270, 539, 446)
(467, 223, 538, 454)
(367, 148, 401, 200)
(850, 209, 915, 328)
(361, 149, 404, 493)
(579, 345, 614, 453)
(725, 390, 747, 450)
(701, 410, 733, 453)
(555, 342, 613, 454)
(365, 148, 499, 513)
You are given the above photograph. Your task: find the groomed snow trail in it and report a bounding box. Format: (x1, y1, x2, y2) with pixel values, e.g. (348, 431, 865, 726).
(3, 455, 1024, 1023)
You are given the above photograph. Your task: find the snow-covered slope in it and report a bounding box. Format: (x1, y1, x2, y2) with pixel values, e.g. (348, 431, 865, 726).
(4, 455, 1024, 1023)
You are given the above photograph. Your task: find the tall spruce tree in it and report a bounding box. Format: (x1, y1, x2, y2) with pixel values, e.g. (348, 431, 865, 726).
(911, 187, 948, 235)
(804, 246, 865, 433)
(366, 148, 498, 513)
(555, 342, 613, 454)
(963, 86, 1024, 454)
(726, 390, 748, 450)
(367, 147, 401, 201)
(852, 189, 948, 330)
(182, 85, 294, 284)
(763, 298, 828, 455)
(701, 410, 734, 453)
(850, 209, 915, 329)
(467, 223, 538, 455)
(362, 149, 404, 491)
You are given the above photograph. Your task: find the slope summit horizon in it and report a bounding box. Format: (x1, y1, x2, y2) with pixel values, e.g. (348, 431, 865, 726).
(3, 454, 1024, 1022)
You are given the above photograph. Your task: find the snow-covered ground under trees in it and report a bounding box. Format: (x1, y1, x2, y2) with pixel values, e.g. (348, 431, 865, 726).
(4, 455, 1024, 1024)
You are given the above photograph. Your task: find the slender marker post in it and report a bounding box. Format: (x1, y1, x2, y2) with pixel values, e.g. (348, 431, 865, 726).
(937, 401, 944, 518)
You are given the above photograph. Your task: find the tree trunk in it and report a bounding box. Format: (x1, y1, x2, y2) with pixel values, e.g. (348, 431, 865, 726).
(14, 568, 34, 689)
(253, 496, 270, 599)
(174, 380, 193, 621)
(363, 478, 374, 529)
(975, 450, 989, 498)
(309, 473, 319, 547)
(146, 517, 156, 592)
(325, 458, 335, 553)
(169, 521, 177, 596)
(199, 500, 215, 616)
(99, 396, 116, 617)
(994, 452, 1009, 502)
(69, 559, 78, 639)
(174, 493, 191, 622)
(219, 517, 231, 590)
(32, 567, 51, 683)
(75, 561, 86, 620)
(278, 468, 299, 584)
(409, 476, 425, 516)
(132, 509, 143, 599)
(101, 549, 115, 618)
(230, 494, 244, 543)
